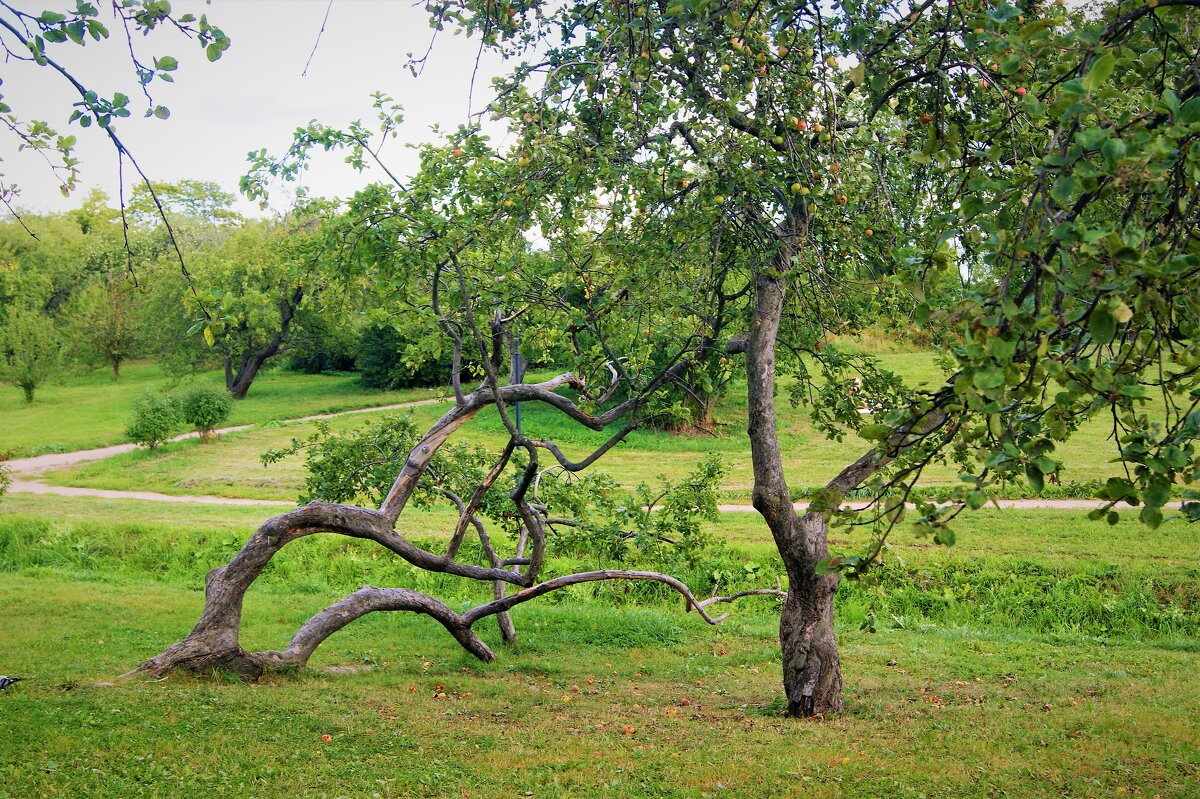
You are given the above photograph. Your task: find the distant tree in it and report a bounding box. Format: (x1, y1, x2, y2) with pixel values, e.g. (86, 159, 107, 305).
(284, 309, 359, 374)
(0, 305, 62, 403)
(68, 273, 143, 380)
(128, 180, 241, 230)
(356, 323, 452, 390)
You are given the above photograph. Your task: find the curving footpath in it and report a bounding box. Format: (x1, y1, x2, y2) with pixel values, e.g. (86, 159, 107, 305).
(5, 398, 446, 507)
(4, 399, 1183, 513)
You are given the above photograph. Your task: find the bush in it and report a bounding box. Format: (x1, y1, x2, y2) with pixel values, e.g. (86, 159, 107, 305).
(357, 324, 453, 390)
(286, 313, 359, 374)
(178, 385, 232, 443)
(125, 391, 180, 450)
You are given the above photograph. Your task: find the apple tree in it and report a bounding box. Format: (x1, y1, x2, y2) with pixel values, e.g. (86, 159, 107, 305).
(395, 0, 1200, 716)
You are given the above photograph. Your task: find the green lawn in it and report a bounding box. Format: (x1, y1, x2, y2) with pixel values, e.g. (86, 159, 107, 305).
(1, 361, 443, 457)
(0, 493, 1196, 798)
(37, 351, 1145, 503)
(3, 353, 1198, 797)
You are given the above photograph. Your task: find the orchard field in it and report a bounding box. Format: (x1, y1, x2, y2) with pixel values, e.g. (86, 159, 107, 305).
(1, 357, 1197, 798)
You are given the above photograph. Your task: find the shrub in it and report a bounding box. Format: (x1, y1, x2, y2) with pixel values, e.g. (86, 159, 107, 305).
(178, 385, 233, 443)
(285, 313, 358, 374)
(125, 391, 180, 450)
(356, 324, 453, 390)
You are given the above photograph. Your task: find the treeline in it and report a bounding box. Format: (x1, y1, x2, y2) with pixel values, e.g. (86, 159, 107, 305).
(0, 181, 452, 402)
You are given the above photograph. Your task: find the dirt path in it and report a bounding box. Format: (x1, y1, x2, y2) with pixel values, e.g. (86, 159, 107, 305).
(5, 398, 1180, 512)
(5, 397, 446, 506)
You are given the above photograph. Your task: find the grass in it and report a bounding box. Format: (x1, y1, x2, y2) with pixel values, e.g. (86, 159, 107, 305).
(0, 494, 1196, 797)
(1, 361, 442, 457)
(35, 351, 1153, 503)
(2, 351, 1198, 797)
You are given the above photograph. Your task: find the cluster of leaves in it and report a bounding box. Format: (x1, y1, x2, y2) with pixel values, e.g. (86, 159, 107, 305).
(124, 384, 231, 448)
(124, 390, 178, 449)
(177, 384, 231, 440)
(0, 304, 63, 403)
(535, 454, 726, 569)
(261, 414, 494, 510)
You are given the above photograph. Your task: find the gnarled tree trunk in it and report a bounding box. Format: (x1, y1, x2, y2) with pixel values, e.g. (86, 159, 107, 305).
(745, 256, 845, 717)
(131, 372, 755, 680)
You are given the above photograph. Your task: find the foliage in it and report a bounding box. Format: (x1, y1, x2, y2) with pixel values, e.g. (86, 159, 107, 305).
(263, 416, 728, 570)
(177, 385, 232, 443)
(127, 180, 240, 229)
(0, 304, 62, 402)
(536, 455, 726, 569)
(356, 323, 452, 390)
(284, 311, 359, 374)
(66, 272, 144, 379)
(262, 413, 491, 509)
(124, 390, 179, 450)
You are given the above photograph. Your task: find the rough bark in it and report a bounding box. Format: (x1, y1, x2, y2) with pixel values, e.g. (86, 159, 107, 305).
(745, 259, 845, 717)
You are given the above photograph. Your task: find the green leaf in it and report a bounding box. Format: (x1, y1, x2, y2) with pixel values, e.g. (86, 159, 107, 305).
(858, 423, 892, 442)
(202, 326, 215, 347)
(206, 42, 224, 62)
(1088, 307, 1116, 344)
(1076, 127, 1107, 149)
(972, 367, 1005, 390)
(1082, 52, 1115, 93)
(1101, 477, 1135, 502)
(933, 528, 955, 546)
(988, 3, 1021, 23)
(1050, 175, 1076, 204)
(1025, 463, 1045, 493)
(153, 105, 170, 120)
(1142, 479, 1171, 509)
(154, 55, 178, 71)
(1178, 97, 1200, 125)
(989, 337, 1016, 361)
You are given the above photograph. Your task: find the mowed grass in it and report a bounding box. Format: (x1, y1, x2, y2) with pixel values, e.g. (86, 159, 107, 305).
(36, 351, 1147, 502)
(0, 361, 442, 457)
(3, 352, 1198, 796)
(0, 491, 1197, 798)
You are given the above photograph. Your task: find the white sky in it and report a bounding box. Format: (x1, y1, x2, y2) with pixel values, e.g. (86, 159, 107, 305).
(2, 0, 510, 217)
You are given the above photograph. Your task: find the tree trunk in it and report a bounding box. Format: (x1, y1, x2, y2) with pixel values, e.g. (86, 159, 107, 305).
(228, 351, 269, 400)
(745, 254, 845, 717)
(779, 511, 843, 717)
(111, 358, 121, 381)
(223, 286, 305, 400)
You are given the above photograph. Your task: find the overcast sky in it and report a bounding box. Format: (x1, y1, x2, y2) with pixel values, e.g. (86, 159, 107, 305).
(2, 0, 510, 217)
